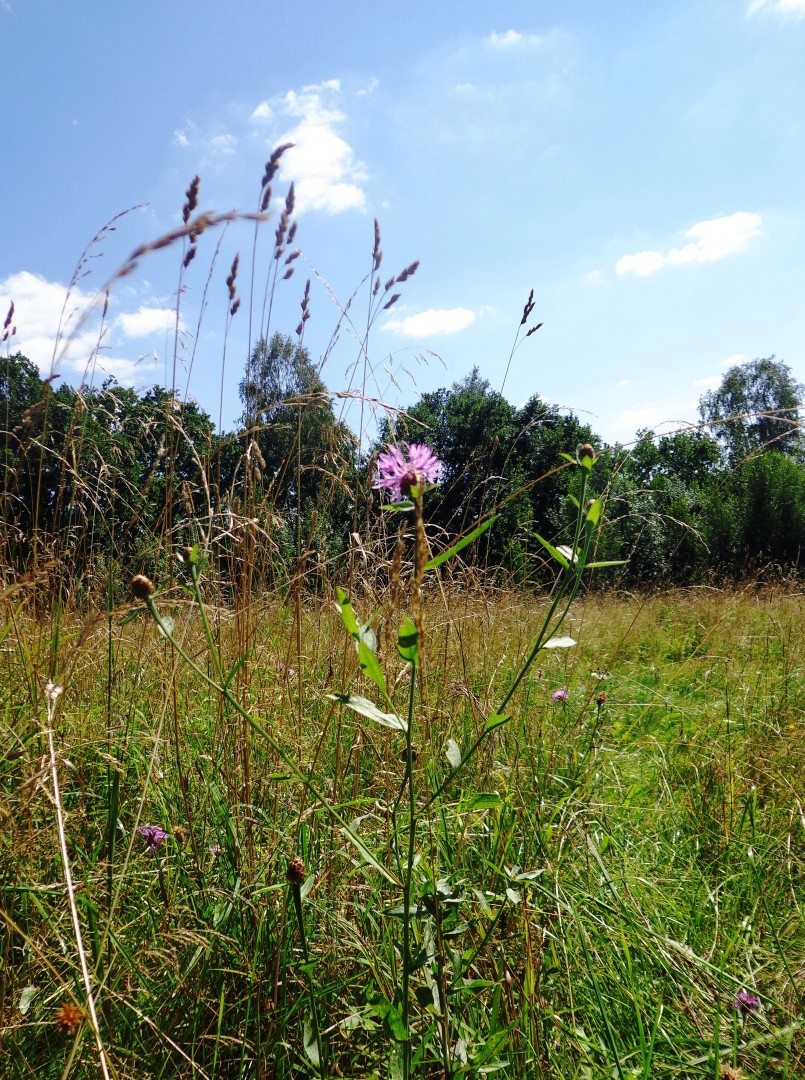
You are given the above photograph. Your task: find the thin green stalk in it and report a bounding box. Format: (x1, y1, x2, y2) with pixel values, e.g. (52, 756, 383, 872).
(401, 656, 418, 1080)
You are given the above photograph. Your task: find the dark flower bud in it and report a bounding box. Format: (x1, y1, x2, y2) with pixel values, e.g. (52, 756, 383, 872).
(131, 574, 156, 600)
(287, 856, 307, 885)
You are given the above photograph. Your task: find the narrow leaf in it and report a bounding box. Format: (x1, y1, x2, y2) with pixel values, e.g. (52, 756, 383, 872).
(585, 498, 602, 528)
(338, 827, 399, 884)
(542, 636, 576, 649)
(534, 533, 570, 569)
(303, 1014, 320, 1067)
(462, 792, 504, 811)
(335, 587, 360, 637)
(483, 713, 510, 734)
(357, 640, 388, 696)
(585, 559, 628, 569)
(424, 515, 499, 570)
(327, 693, 406, 731)
(445, 738, 461, 768)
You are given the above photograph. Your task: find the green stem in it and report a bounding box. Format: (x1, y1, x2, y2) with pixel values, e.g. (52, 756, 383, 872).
(290, 883, 326, 1076)
(401, 660, 417, 1080)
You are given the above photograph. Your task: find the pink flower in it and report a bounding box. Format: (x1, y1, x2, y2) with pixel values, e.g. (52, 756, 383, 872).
(551, 688, 569, 702)
(733, 989, 760, 1014)
(373, 443, 442, 502)
(138, 824, 169, 852)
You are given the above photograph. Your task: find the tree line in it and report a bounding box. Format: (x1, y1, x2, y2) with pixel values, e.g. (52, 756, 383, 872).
(2, 339, 804, 597)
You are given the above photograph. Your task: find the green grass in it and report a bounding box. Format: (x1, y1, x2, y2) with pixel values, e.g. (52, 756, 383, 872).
(1, 583, 802, 1078)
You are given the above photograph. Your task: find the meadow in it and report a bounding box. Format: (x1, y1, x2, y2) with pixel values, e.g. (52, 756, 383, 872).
(1, 168, 803, 1078)
(1, 572, 802, 1078)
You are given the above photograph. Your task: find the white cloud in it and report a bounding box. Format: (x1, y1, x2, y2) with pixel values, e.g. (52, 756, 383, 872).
(115, 306, 178, 338)
(250, 101, 273, 121)
(584, 269, 605, 286)
(383, 307, 476, 337)
(258, 80, 367, 214)
(692, 374, 721, 390)
(210, 133, 237, 156)
(722, 352, 748, 368)
(0, 270, 160, 386)
(616, 212, 762, 276)
(617, 378, 631, 387)
(173, 129, 189, 148)
(749, 0, 805, 16)
(487, 30, 543, 49)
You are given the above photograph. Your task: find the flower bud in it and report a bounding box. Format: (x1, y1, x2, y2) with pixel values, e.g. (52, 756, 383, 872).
(131, 574, 155, 600)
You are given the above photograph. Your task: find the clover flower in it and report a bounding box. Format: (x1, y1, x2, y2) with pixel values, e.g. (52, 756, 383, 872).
(551, 687, 569, 703)
(138, 824, 169, 852)
(732, 988, 761, 1014)
(373, 443, 442, 502)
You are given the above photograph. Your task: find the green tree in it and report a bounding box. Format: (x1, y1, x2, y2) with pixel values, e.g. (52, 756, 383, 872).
(698, 356, 803, 464)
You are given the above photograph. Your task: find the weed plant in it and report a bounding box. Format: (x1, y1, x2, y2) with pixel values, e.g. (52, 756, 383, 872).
(0, 164, 803, 1078)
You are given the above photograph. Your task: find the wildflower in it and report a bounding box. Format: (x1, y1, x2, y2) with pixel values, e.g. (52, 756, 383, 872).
(131, 574, 155, 600)
(373, 443, 442, 501)
(287, 856, 307, 885)
(138, 824, 169, 853)
(172, 825, 186, 845)
(209, 843, 222, 857)
(551, 688, 569, 703)
(54, 1001, 83, 1033)
(596, 691, 607, 706)
(732, 988, 761, 1014)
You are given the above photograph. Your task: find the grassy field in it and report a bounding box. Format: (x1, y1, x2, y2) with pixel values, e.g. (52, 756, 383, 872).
(1, 577, 802, 1078)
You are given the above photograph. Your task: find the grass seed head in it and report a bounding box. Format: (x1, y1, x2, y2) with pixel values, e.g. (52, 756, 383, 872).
(287, 856, 306, 885)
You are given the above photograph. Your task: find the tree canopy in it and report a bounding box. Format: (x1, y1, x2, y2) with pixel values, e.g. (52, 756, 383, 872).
(698, 356, 803, 464)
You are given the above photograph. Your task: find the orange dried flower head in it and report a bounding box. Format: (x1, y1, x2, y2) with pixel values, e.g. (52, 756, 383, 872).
(54, 1001, 83, 1033)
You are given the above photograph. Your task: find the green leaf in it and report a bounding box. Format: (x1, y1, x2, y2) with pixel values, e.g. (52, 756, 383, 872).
(424, 514, 499, 570)
(461, 792, 504, 810)
(542, 636, 576, 649)
(327, 693, 407, 731)
(397, 619, 419, 664)
(357, 640, 388, 696)
(483, 713, 510, 734)
(338, 827, 399, 884)
(19, 986, 37, 1015)
(335, 587, 360, 637)
(585, 498, 602, 528)
(303, 1014, 320, 1067)
(585, 559, 628, 569)
(534, 533, 570, 569)
(445, 738, 461, 768)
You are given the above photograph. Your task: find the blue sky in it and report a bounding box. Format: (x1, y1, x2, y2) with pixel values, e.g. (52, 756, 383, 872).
(2, 0, 804, 445)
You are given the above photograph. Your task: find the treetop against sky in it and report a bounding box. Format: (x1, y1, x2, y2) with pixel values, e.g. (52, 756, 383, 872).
(1, 0, 804, 445)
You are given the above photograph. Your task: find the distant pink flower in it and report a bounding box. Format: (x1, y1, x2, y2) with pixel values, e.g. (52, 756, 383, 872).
(733, 989, 760, 1014)
(551, 688, 569, 703)
(373, 443, 442, 502)
(138, 824, 169, 852)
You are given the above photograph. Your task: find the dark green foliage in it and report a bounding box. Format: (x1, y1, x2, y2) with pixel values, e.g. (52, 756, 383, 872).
(381, 368, 595, 578)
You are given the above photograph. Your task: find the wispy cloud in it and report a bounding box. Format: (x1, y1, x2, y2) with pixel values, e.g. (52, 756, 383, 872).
(383, 307, 476, 337)
(0, 270, 160, 385)
(616, 212, 762, 277)
(486, 29, 544, 50)
(251, 80, 367, 214)
(748, 0, 805, 16)
(172, 121, 239, 164)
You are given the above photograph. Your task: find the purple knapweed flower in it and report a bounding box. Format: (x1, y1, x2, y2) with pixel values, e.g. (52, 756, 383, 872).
(209, 843, 222, 858)
(373, 443, 442, 502)
(138, 824, 169, 853)
(732, 989, 761, 1014)
(551, 688, 569, 703)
